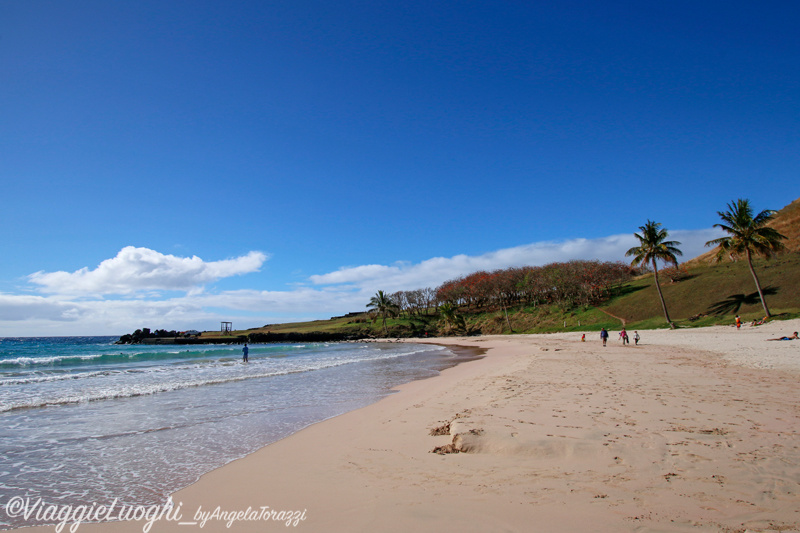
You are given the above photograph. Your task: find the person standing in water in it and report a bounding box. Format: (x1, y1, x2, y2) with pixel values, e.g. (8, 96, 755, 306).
(242, 343, 249, 362)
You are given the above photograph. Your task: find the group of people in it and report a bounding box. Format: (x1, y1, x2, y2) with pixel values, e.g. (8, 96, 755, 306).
(736, 315, 770, 328)
(734, 315, 798, 340)
(594, 323, 798, 345)
(596, 327, 640, 346)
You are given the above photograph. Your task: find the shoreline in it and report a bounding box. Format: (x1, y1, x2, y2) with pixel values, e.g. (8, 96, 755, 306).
(10, 321, 800, 532)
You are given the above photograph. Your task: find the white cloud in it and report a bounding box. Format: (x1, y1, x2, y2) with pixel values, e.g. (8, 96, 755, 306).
(0, 293, 80, 322)
(309, 264, 401, 285)
(28, 247, 268, 295)
(0, 229, 724, 336)
(307, 228, 724, 292)
(669, 228, 726, 261)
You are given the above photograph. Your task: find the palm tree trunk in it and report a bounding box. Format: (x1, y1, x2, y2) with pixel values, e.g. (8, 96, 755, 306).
(746, 249, 771, 318)
(652, 258, 673, 326)
(500, 295, 513, 333)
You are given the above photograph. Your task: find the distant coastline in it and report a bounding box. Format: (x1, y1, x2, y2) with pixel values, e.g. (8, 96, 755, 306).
(117, 330, 375, 345)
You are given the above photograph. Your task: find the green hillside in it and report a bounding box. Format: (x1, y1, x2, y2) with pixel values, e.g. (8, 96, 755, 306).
(203, 197, 800, 340)
(601, 251, 800, 329)
(215, 250, 798, 340)
(456, 252, 799, 334)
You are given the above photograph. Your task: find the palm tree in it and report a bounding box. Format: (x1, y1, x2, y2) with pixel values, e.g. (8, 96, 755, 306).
(437, 302, 457, 334)
(625, 220, 683, 327)
(437, 303, 465, 335)
(366, 290, 400, 335)
(705, 199, 786, 318)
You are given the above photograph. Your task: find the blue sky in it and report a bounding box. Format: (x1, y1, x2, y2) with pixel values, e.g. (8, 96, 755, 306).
(1, 0, 798, 336)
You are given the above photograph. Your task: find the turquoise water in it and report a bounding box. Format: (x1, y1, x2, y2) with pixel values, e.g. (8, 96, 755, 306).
(0, 337, 467, 529)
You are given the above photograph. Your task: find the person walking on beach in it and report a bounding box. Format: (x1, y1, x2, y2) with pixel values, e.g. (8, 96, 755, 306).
(600, 328, 609, 346)
(619, 328, 629, 345)
(242, 343, 249, 362)
(634, 331, 640, 345)
(735, 315, 741, 329)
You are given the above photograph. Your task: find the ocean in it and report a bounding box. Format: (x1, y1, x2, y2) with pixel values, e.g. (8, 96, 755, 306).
(0, 337, 471, 529)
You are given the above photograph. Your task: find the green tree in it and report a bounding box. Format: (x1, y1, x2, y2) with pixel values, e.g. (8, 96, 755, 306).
(705, 199, 786, 318)
(366, 290, 400, 335)
(625, 220, 683, 327)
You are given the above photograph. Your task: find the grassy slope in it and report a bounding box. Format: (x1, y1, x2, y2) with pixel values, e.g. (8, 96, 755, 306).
(604, 251, 800, 329)
(493, 250, 800, 333)
(204, 313, 437, 339)
(201, 316, 369, 338)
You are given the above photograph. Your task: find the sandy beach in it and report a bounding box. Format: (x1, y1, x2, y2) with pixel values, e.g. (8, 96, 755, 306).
(12, 319, 800, 533)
